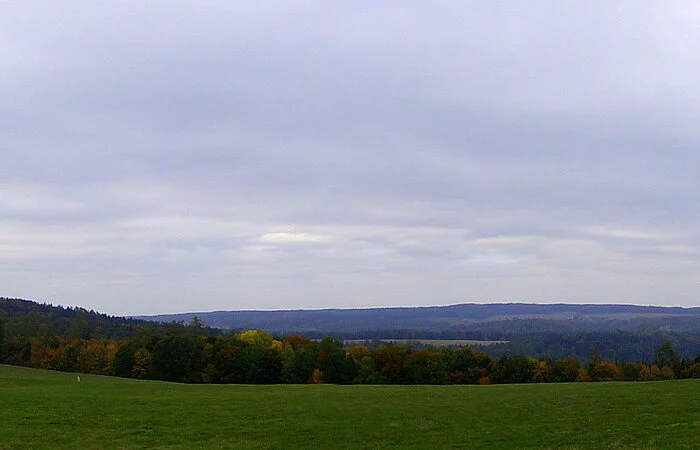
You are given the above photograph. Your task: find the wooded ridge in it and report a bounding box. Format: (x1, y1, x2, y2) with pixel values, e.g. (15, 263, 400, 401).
(2, 297, 700, 385)
(137, 302, 700, 335)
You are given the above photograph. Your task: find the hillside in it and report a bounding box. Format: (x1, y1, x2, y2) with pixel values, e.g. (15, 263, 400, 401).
(4, 297, 700, 363)
(0, 297, 145, 340)
(137, 302, 700, 336)
(0, 297, 215, 340)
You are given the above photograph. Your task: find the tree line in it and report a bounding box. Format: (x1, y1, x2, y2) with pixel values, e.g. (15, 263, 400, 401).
(2, 318, 700, 385)
(0, 297, 204, 340)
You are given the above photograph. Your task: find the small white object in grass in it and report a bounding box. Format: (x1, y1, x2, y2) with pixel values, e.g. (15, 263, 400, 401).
(77, 376, 81, 382)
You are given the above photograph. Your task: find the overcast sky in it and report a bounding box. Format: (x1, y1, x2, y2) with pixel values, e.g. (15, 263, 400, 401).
(3, 1, 700, 315)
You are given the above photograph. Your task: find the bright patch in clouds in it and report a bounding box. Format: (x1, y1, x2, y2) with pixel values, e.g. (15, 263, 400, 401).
(583, 226, 666, 241)
(259, 232, 331, 244)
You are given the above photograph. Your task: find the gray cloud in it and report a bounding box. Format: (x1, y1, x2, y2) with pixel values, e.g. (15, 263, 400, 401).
(3, 1, 700, 314)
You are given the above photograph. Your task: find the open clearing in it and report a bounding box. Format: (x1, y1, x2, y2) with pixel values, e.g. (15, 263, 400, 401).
(342, 338, 508, 346)
(1, 364, 698, 449)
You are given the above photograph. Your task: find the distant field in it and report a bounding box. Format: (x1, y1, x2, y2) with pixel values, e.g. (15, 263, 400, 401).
(342, 338, 508, 346)
(1, 365, 698, 449)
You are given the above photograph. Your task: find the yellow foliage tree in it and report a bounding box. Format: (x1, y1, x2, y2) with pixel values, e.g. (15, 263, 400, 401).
(132, 348, 152, 379)
(236, 330, 274, 348)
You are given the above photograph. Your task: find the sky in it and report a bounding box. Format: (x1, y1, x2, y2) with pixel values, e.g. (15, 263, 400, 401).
(3, 1, 700, 315)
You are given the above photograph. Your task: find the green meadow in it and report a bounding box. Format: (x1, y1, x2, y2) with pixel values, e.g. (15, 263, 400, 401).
(1, 364, 698, 449)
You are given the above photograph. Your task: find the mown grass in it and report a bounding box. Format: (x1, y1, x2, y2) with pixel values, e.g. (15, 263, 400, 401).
(1, 364, 698, 449)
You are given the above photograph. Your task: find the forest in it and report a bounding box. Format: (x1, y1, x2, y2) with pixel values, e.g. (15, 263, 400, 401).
(2, 298, 700, 385)
(140, 302, 700, 335)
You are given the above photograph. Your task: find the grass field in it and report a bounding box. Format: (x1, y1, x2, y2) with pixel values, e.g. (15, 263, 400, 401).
(1, 364, 698, 449)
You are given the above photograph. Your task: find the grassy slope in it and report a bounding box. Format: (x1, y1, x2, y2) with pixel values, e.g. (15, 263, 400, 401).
(1, 365, 698, 449)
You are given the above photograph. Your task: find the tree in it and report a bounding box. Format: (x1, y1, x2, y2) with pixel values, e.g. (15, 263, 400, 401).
(317, 337, 357, 384)
(152, 333, 205, 383)
(680, 360, 700, 379)
(77, 340, 112, 375)
(588, 360, 620, 381)
(532, 359, 554, 383)
(620, 362, 644, 381)
(67, 311, 89, 339)
(132, 348, 153, 379)
(132, 323, 160, 350)
(551, 358, 580, 382)
(29, 338, 60, 370)
(280, 343, 298, 384)
(282, 335, 318, 384)
(404, 347, 448, 384)
(236, 329, 274, 348)
(198, 335, 247, 384)
(241, 345, 282, 384)
(374, 345, 409, 383)
(492, 355, 534, 384)
(188, 316, 206, 335)
(53, 340, 84, 372)
(354, 354, 383, 384)
(655, 340, 681, 377)
(445, 348, 492, 384)
(113, 343, 136, 378)
(0, 317, 4, 359)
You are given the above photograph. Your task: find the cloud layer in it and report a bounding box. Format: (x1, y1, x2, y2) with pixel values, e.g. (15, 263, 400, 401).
(3, 2, 700, 314)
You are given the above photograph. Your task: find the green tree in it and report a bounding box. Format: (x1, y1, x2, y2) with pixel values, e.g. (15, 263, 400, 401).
(317, 337, 357, 384)
(655, 340, 681, 377)
(492, 355, 534, 384)
(152, 333, 205, 383)
(113, 343, 136, 378)
(620, 362, 643, 381)
(241, 345, 282, 384)
(282, 335, 318, 384)
(67, 311, 89, 339)
(280, 343, 298, 384)
(188, 316, 207, 336)
(132, 323, 160, 350)
(0, 317, 4, 359)
(404, 347, 448, 384)
(680, 358, 700, 378)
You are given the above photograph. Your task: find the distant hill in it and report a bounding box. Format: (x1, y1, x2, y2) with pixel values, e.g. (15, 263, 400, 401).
(136, 303, 700, 338)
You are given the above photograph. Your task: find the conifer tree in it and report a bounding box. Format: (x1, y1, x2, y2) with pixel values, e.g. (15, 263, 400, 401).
(0, 317, 4, 358)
